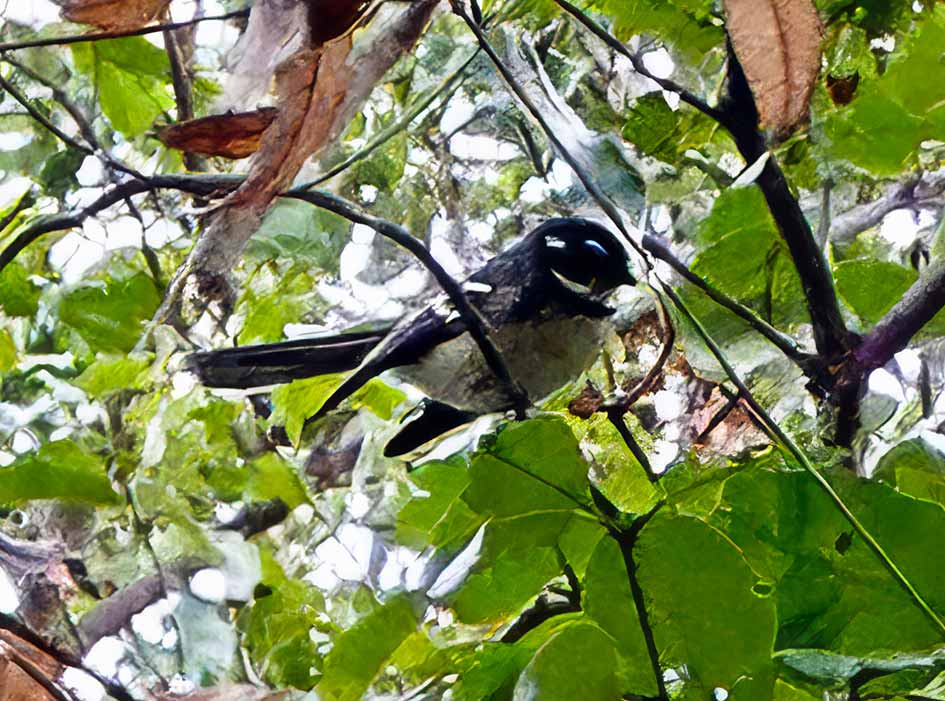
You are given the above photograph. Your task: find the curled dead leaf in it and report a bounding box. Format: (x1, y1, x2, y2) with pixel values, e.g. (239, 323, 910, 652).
(56, 0, 172, 31)
(723, 0, 823, 137)
(826, 72, 860, 106)
(156, 108, 280, 160)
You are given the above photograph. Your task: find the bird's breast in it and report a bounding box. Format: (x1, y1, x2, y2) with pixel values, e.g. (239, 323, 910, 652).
(394, 316, 609, 414)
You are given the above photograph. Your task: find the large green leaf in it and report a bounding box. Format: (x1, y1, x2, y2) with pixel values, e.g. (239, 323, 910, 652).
(0, 441, 120, 506)
(463, 417, 593, 517)
(74, 353, 153, 398)
(622, 93, 717, 164)
(583, 537, 658, 695)
(397, 457, 485, 552)
(636, 512, 777, 699)
(834, 259, 915, 327)
(71, 37, 174, 137)
(692, 187, 782, 302)
(512, 621, 633, 700)
(316, 594, 417, 701)
(589, 0, 723, 61)
(873, 439, 945, 506)
(58, 273, 160, 353)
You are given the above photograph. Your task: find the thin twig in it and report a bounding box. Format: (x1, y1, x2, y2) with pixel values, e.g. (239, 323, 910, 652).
(0, 72, 92, 156)
(607, 410, 656, 481)
(641, 233, 814, 371)
(284, 188, 531, 416)
(551, 0, 724, 122)
(0, 174, 241, 274)
(0, 9, 250, 52)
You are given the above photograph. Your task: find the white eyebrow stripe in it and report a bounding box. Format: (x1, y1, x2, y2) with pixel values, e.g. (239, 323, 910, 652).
(463, 281, 493, 293)
(546, 236, 567, 249)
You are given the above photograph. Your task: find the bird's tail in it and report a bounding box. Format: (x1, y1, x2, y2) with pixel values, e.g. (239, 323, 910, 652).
(186, 328, 389, 389)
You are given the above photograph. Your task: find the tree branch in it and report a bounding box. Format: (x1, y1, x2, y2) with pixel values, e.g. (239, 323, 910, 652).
(285, 188, 530, 416)
(0, 10, 250, 52)
(717, 47, 852, 360)
(831, 171, 945, 247)
(0, 72, 92, 156)
(0, 174, 241, 274)
(853, 258, 945, 371)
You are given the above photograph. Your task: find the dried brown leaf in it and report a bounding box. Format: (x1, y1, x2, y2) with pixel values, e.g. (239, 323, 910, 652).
(156, 108, 280, 159)
(0, 630, 64, 701)
(724, 0, 823, 137)
(56, 0, 172, 31)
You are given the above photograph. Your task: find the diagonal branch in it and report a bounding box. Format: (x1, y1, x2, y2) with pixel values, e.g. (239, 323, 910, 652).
(716, 46, 853, 360)
(0, 174, 241, 274)
(641, 233, 814, 370)
(0, 9, 250, 52)
(853, 258, 945, 371)
(551, 0, 725, 122)
(285, 188, 530, 416)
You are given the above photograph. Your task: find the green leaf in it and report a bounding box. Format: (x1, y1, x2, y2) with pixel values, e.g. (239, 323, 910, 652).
(316, 594, 417, 701)
(74, 353, 153, 398)
(351, 379, 407, 421)
(822, 90, 924, 176)
(582, 537, 657, 695)
(451, 540, 562, 624)
(0, 441, 120, 506)
(512, 621, 632, 700)
(0, 328, 16, 373)
(693, 187, 782, 302)
(874, 439, 945, 506)
(244, 453, 310, 509)
(575, 413, 663, 516)
(556, 513, 606, 579)
(883, 9, 945, 116)
(39, 147, 85, 200)
(353, 128, 407, 192)
(589, 0, 723, 61)
(71, 37, 173, 136)
(59, 273, 160, 353)
(237, 268, 321, 345)
(270, 373, 346, 445)
(622, 93, 717, 163)
(397, 457, 485, 552)
(463, 417, 592, 517)
(239, 566, 326, 690)
(636, 512, 777, 698)
(834, 259, 915, 326)
(245, 200, 349, 274)
(0, 263, 40, 317)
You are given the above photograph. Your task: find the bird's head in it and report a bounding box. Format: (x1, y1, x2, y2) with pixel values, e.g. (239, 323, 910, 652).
(537, 218, 636, 308)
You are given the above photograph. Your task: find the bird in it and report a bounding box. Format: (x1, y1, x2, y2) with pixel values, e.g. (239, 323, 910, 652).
(187, 217, 636, 456)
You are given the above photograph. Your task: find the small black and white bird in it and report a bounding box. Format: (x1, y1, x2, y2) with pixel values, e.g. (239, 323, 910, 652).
(188, 218, 635, 456)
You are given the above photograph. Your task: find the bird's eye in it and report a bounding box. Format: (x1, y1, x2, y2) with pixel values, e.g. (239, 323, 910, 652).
(582, 239, 609, 258)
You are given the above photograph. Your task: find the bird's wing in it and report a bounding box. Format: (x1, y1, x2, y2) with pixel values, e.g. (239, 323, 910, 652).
(310, 304, 468, 419)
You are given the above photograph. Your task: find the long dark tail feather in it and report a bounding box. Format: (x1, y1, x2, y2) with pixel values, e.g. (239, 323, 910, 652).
(187, 329, 388, 388)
